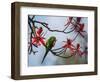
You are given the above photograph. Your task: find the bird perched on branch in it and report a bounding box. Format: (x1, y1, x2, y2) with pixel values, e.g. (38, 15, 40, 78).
(41, 36, 56, 64)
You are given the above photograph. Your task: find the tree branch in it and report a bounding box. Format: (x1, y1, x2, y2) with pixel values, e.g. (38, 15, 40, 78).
(29, 17, 75, 34)
(50, 50, 76, 59)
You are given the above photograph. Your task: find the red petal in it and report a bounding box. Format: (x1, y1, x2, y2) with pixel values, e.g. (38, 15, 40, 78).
(40, 38, 45, 46)
(77, 43, 80, 49)
(37, 27, 43, 35)
(32, 38, 36, 44)
(79, 23, 84, 31)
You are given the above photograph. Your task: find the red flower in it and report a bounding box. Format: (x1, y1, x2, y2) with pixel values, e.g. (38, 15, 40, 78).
(79, 23, 84, 31)
(72, 19, 85, 38)
(64, 17, 73, 26)
(76, 23, 85, 38)
(71, 17, 82, 29)
(32, 27, 45, 46)
(62, 39, 75, 54)
(36, 27, 43, 36)
(70, 17, 81, 27)
(74, 23, 84, 32)
(74, 43, 83, 57)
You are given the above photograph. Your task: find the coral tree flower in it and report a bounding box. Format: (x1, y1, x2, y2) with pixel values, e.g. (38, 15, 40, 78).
(32, 27, 45, 46)
(62, 39, 75, 54)
(74, 43, 83, 56)
(77, 23, 85, 38)
(73, 17, 86, 38)
(75, 24, 85, 37)
(64, 17, 73, 26)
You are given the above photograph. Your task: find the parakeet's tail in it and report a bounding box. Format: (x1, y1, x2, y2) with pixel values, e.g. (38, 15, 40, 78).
(41, 50, 48, 64)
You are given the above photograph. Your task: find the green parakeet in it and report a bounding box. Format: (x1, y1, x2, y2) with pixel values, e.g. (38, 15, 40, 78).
(41, 36, 56, 64)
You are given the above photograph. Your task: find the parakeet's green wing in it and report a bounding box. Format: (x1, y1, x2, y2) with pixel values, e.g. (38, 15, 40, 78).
(41, 36, 56, 64)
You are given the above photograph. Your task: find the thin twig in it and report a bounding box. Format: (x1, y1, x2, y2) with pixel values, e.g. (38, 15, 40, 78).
(29, 17, 75, 34)
(52, 47, 63, 51)
(72, 33, 79, 42)
(50, 50, 76, 59)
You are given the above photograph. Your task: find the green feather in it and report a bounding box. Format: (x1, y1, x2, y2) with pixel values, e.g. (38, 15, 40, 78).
(41, 36, 56, 64)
